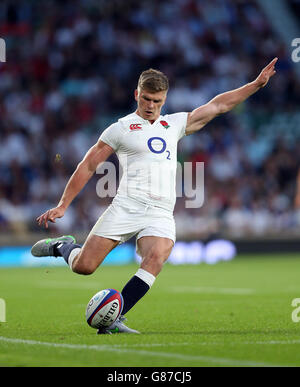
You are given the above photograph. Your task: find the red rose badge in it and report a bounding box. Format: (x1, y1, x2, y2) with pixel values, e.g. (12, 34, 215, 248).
(160, 120, 170, 129)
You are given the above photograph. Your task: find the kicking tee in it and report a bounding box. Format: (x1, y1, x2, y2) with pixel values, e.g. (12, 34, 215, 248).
(99, 112, 188, 212)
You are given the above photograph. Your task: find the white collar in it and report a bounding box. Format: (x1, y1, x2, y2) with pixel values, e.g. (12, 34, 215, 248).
(133, 112, 163, 126)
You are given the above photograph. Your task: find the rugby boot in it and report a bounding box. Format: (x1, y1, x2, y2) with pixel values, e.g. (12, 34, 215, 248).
(31, 235, 76, 257)
(97, 316, 140, 334)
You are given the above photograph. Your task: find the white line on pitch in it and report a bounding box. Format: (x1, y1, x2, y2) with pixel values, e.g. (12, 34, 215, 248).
(111, 343, 190, 347)
(0, 336, 281, 367)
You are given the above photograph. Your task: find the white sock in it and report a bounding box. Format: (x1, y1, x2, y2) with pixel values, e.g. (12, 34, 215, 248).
(68, 248, 81, 271)
(135, 268, 156, 288)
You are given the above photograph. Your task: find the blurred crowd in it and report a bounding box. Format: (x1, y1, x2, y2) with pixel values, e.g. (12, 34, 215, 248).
(0, 0, 300, 239)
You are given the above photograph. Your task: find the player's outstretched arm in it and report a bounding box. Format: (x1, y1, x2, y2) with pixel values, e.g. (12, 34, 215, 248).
(37, 140, 114, 228)
(186, 57, 278, 135)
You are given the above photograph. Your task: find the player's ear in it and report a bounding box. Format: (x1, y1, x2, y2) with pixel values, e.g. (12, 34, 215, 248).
(162, 91, 168, 106)
(134, 89, 139, 102)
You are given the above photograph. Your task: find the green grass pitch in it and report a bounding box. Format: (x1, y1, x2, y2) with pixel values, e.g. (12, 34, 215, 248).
(1, 253, 300, 367)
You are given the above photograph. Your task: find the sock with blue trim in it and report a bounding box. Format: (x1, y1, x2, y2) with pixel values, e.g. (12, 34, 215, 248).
(54, 242, 81, 269)
(121, 268, 156, 315)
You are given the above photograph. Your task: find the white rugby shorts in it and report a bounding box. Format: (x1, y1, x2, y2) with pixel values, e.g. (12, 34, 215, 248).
(89, 196, 176, 250)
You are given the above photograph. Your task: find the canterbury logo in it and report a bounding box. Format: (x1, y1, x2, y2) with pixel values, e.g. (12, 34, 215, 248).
(129, 123, 142, 131)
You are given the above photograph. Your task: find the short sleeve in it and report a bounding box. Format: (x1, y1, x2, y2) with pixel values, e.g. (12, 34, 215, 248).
(166, 112, 188, 140)
(99, 122, 122, 151)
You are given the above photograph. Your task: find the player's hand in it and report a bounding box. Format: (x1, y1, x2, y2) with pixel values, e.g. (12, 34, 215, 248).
(36, 206, 65, 229)
(254, 57, 278, 88)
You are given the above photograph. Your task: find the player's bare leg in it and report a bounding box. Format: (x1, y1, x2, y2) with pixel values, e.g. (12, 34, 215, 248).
(71, 235, 119, 274)
(137, 236, 174, 276)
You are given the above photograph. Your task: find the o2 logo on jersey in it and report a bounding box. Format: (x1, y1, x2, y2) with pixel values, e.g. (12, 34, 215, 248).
(147, 137, 170, 160)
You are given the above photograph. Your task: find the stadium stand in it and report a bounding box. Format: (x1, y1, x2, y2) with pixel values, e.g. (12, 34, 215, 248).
(0, 0, 299, 242)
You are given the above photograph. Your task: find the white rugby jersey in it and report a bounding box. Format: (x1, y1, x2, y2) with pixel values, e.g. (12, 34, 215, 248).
(99, 112, 188, 212)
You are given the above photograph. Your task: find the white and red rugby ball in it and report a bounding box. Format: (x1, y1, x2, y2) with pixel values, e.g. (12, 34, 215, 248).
(86, 289, 124, 329)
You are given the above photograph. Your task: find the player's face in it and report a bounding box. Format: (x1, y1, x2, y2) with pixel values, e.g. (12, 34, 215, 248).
(135, 88, 167, 121)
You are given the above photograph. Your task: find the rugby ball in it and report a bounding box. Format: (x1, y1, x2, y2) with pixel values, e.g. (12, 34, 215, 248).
(86, 289, 124, 329)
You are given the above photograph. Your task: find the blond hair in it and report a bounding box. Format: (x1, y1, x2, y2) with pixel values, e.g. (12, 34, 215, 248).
(137, 68, 169, 92)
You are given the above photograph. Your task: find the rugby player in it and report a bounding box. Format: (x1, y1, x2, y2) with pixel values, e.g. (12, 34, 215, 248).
(32, 58, 277, 334)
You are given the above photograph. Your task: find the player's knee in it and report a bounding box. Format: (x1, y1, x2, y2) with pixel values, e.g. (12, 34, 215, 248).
(72, 260, 96, 275)
(145, 249, 160, 262)
(150, 245, 172, 263)
(142, 249, 165, 274)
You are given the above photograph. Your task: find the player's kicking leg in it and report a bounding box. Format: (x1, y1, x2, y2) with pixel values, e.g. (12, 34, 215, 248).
(31, 234, 118, 272)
